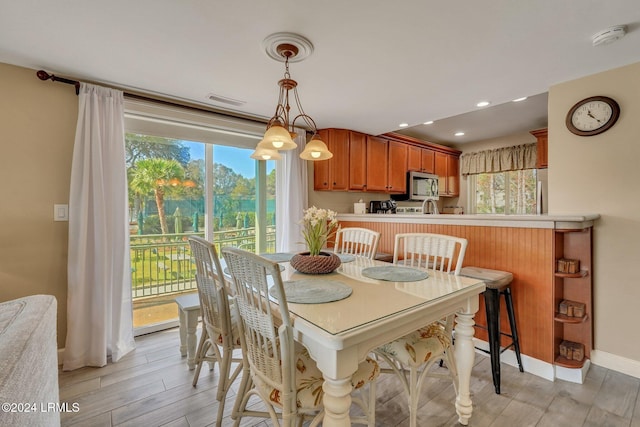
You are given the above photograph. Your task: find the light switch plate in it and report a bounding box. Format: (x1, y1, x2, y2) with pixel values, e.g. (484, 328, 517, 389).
(54, 204, 69, 221)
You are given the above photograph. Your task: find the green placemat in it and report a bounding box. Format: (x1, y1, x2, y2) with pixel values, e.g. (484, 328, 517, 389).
(337, 254, 356, 263)
(260, 252, 295, 262)
(361, 266, 428, 282)
(270, 279, 352, 304)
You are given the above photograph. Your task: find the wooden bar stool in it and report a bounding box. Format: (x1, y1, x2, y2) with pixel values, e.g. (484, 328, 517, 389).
(460, 266, 524, 394)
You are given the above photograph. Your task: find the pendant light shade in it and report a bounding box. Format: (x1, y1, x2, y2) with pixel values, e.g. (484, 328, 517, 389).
(262, 122, 297, 150)
(250, 143, 282, 160)
(300, 135, 333, 161)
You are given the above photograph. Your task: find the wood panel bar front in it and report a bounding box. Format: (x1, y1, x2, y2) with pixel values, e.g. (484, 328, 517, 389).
(338, 219, 556, 363)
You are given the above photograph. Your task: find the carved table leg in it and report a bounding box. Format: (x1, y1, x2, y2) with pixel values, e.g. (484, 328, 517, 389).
(454, 311, 476, 426)
(321, 377, 353, 427)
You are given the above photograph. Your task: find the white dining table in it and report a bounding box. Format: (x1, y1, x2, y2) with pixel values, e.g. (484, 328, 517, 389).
(278, 256, 486, 427)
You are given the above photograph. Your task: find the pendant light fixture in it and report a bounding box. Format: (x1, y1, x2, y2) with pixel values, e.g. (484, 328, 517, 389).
(251, 33, 332, 161)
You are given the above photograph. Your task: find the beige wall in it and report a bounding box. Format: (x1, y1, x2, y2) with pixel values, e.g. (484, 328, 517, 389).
(0, 63, 77, 348)
(548, 61, 640, 363)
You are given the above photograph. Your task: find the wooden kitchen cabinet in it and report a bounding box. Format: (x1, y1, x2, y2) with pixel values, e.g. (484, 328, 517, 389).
(434, 151, 459, 197)
(365, 137, 407, 193)
(387, 141, 408, 193)
(408, 145, 435, 173)
(553, 228, 592, 369)
(314, 129, 349, 191)
(348, 131, 367, 190)
(365, 136, 389, 192)
(447, 154, 459, 196)
(407, 145, 422, 172)
(531, 128, 548, 169)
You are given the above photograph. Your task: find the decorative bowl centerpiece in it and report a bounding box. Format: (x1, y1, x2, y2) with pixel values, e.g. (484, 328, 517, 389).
(290, 206, 341, 274)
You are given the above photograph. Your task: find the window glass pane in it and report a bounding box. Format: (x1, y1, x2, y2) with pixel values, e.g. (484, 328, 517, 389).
(507, 169, 538, 214)
(472, 169, 537, 215)
(475, 172, 506, 214)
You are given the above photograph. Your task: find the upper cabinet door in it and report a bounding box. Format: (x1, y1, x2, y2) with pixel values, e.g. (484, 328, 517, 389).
(407, 145, 422, 172)
(387, 141, 408, 193)
(421, 149, 435, 173)
(314, 129, 349, 191)
(435, 152, 448, 195)
(447, 155, 459, 196)
(366, 136, 389, 192)
(531, 128, 548, 169)
(328, 129, 350, 190)
(349, 131, 367, 191)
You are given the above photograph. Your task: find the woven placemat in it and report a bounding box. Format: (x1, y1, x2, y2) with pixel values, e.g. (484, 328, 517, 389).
(260, 252, 295, 262)
(337, 254, 356, 263)
(361, 266, 428, 282)
(270, 279, 352, 304)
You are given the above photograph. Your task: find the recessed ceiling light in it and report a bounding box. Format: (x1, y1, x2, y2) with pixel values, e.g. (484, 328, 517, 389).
(399, 123, 409, 128)
(423, 121, 434, 125)
(476, 101, 490, 107)
(512, 97, 528, 102)
(454, 132, 465, 137)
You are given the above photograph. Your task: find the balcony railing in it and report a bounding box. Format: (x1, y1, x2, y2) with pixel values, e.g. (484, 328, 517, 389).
(130, 226, 275, 299)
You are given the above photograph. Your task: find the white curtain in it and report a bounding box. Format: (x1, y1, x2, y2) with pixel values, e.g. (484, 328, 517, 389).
(275, 128, 308, 252)
(63, 83, 135, 371)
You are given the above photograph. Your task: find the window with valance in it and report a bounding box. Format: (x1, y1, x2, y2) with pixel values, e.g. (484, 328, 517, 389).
(462, 143, 538, 214)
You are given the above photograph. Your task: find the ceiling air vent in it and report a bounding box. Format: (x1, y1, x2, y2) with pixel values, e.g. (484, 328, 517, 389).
(206, 93, 246, 107)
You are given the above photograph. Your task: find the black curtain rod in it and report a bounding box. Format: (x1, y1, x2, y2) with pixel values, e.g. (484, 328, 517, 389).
(36, 70, 80, 95)
(35, 69, 270, 126)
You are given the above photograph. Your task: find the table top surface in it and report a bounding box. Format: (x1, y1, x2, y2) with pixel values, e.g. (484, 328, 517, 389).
(278, 256, 484, 336)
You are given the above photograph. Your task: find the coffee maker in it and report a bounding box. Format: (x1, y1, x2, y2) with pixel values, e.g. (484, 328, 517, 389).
(369, 200, 397, 214)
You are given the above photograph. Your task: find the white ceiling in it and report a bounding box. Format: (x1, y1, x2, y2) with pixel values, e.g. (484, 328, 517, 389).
(1, 1, 638, 145)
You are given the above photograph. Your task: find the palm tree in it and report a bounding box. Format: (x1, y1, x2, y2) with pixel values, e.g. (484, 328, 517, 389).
(130, 158, 184, 234)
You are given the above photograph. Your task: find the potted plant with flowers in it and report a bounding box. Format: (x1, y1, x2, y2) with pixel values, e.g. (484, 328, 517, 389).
(290, 206, 342, 274)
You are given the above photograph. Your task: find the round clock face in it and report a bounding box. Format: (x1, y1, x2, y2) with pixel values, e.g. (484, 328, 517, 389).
(566, 96, 620, 136)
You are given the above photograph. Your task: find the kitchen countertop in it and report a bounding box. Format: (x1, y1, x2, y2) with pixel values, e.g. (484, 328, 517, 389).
(336, 213, 600, 229)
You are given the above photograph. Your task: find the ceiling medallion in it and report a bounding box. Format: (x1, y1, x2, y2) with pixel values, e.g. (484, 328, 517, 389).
(262, 32, 314, 63)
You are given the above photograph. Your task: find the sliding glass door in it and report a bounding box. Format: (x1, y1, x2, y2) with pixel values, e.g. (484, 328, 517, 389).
(125, 132, 275, 333)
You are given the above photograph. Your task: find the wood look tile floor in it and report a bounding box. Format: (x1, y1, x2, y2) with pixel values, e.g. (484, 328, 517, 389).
(59, 328, 640, 427)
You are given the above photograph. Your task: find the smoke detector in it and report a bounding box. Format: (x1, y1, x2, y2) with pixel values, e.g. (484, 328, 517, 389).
(591, 25, 626, 46)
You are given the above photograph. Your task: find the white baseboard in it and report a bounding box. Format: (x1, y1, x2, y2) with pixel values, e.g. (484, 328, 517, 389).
(591, 349, 640, 379)
(473, 338, 555, 381)
(473, 339, 640, 383)
(555, 360, 590, 384)
(58, 348, 64, 366)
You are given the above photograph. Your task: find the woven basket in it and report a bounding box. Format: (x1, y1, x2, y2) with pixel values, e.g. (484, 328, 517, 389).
(290, 252, 341, 274)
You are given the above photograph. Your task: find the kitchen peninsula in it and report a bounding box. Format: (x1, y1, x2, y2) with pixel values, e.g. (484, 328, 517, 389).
(336, 213, 599, 382)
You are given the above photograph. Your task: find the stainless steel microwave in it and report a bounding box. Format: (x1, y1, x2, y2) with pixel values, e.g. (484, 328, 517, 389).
(392, 171, 439, 201)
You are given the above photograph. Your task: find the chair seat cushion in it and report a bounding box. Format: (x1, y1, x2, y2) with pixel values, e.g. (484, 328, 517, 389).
(213, 300, 242, 348)
(258, 344, 380, 410)
(376, 322, 450, 366)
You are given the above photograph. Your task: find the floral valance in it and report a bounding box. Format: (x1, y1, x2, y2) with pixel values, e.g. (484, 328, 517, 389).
(460, 143, 537, 176)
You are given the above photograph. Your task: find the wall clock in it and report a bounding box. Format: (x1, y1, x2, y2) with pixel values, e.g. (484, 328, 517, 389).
(566, 96, 620, 136)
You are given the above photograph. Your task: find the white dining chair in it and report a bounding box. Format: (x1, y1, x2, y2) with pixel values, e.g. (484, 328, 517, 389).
(374, 232, 468, 427)
(188, 236, 243, 426)
(333, 227, 380, 260)
(222, 246, 380, 427)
